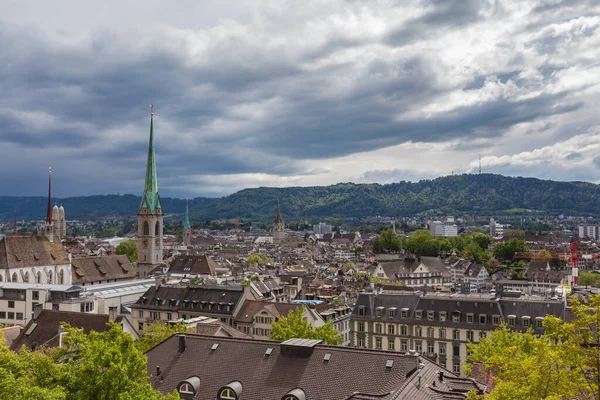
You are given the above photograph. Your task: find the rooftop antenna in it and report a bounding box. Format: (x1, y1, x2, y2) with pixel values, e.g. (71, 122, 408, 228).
(478, 154, 481, 175)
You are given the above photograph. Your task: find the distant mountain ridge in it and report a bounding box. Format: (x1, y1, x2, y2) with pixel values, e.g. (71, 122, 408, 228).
(2, 174, 600, 221)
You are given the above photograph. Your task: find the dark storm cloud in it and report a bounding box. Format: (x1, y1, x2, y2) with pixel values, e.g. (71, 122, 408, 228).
(0, 0, 598, 197)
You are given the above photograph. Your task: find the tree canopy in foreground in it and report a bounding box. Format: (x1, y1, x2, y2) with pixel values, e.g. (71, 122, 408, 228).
(0, 322, 178, 400)
(466, 295, 600, 400)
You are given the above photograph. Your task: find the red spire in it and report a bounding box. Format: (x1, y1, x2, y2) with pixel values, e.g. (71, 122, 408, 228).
(45, 167, 52, 223)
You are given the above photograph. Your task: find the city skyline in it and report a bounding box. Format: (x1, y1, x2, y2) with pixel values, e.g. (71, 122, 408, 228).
(1, 0, 600, 198)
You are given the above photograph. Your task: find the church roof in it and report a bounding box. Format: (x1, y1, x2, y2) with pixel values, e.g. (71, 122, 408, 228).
(71, 254, 136, 284)
(140, 110, 162, 213)
(0, 233, 70, 269)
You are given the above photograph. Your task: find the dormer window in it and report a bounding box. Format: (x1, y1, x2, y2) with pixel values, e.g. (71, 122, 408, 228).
(358, 306, 365, 316)
(508, 315, 516, 326)
(439, 311, 446, 322)
(467, 313, 474, 323)
(177, 376, 200, 400)
(388, 307, 396, 318)
(218, 381, 242, 400)
(375, 306, 384, 317)
(401, 308, 408, 318)
(281, 388, 306, 400)
(427, 310, 434, 321)
(415, 310, 422, 320)
(452, 311, 460, 322)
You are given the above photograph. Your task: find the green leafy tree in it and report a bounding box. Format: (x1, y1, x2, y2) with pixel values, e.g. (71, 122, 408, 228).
(470, 232, 493, 250)
(247, 253, 274, 265)
(270, 308, 342, 345)
(115, 240, 138, 263)
(492, 238, 528, 261)
(373, 229, 402, 253)
(135, 321, 191, 354)
(463, 242, 491, 264)
(466, 295, 600, 400)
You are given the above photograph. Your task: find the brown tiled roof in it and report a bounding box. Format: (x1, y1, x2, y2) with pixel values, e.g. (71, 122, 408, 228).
(10, 310, 110, 351)
(147, 334, 419, 399)
(168, 255, 220, 276)
(0, 233, 69, 269)
(234, 300, 301, 324)
(195, 321, 252, 339)
(71, 255, 136, 284)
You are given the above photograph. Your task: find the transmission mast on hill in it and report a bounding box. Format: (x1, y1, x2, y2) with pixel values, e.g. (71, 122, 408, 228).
(479, 154, 481, 174)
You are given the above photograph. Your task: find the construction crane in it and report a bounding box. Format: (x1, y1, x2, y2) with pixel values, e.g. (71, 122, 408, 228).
(513, 240, 582, 286)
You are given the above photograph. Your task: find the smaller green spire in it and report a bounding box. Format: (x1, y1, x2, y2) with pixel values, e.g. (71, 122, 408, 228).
(184, 198, 191, 230)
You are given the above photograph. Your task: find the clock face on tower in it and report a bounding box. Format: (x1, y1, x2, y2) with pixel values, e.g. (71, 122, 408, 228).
(143, 239, 149, 248)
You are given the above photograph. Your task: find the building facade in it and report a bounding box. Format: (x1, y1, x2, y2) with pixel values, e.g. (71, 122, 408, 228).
(137, 108, 164, 278)
(350, 291, 566, 376)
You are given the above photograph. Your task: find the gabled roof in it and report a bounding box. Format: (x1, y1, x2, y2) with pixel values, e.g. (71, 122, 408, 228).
(235, 300, 302, 324)
(147, 334, 423, 399)
(168, 255, 221, 276)
(71, 255, 136, 284)
(10, 310, 109, 351)
(0, 233, 69, 269)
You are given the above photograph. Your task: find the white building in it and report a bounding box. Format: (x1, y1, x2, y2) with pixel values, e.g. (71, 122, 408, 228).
(429, 221, 458, 237)
(313, 222, 333, 235)
(579, 225, 599, 240)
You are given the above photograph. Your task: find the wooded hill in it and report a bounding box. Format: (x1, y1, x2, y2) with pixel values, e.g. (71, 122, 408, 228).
(2, 174, 600, 222)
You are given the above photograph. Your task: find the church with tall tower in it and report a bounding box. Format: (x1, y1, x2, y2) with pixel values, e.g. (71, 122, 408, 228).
(183, 198, 191, 246)
(43, 167, 66, 242)
(273, 206, 285, 245)
(137, 106, 164, 278)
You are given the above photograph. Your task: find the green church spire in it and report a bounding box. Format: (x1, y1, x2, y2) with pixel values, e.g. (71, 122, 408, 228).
(140, 105, 161, 212)
(184, 198, 191, 230)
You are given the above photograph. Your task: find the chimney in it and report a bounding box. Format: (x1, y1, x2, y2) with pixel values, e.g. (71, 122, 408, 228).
(438, 371, 444, 381)
(178, 334, 186, 353)
(405, 351, 419, 375)
(32, 303, 43, 320)
(156, 366, 161, 376)
(108, 306, 118, 322)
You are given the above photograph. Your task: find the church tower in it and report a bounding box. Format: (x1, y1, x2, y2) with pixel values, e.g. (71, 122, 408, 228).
(273, 206, 285, 245)
(137, 106, 164, 278)
(44, 167, 54, 242)
(183, 198, 191, 246)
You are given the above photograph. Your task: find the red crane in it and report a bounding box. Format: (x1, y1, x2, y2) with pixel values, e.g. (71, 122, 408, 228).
(571, 241, 579, 286)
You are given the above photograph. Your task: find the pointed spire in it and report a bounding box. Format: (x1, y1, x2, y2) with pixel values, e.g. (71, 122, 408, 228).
(140, 105, 161, 212)
(45, 167, 52, 223)
(184, 198, 191, 230)
(274, 206, 284, 224)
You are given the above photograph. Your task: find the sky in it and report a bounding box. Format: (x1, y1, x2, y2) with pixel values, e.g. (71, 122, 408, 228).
(2, 0, 600, 198)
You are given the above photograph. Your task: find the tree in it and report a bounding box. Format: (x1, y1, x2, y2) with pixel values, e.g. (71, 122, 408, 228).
(373, 229, 402, 253)
(270, 308, 342, 345)
(492, 238, 527, 261)
(247, 253, 274, 265)
(0, 323, 178, 400)
(466, 295, 600, 400)
(115, 240, 138, 263)
(463, 242, 491, 264)
(470, 232, 493, 250)
(135, 321, 191, 354)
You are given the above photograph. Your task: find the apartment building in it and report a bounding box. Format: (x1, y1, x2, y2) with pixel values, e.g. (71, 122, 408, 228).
(350, 291, 566, 376)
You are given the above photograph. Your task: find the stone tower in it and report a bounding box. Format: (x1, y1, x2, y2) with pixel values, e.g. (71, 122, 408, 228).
(273, 207, 285, 245)
(183, 198, 192, 246)
(137, 106, 164, 278)
(44, 167, 54, 242)
(58, 205, 66, 239)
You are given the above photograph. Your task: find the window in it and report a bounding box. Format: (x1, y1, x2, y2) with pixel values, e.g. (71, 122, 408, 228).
(358, 337, 365, 347)
(439, 328, 446, 339)
(0, 312, 5, 319)
(143, 221, 149, 236)
(467, 330, 474, 341)
(375, 337, 382, 350)
(375, 307, 383, 317)
(401, 309, 408, 318)
(179, 383, 194, 395)
(400, 325, 407, 336)
(479, 314, 486, 324)
(427, 327, 434, 338)
(453, 329, 460, 340)
(523, 317, 530, 328)
(219, 388, 236, 400)
(415, 341, 422, 352)
(427, 310, 435, 321)
(388, 340, 395, 351)
(358, 306, 365, 316)
(138, 322, 144, 331)
(452, 312, 460, 322)
(52, 304, 59, 311)
(375, 324, 382, 334)
(479, 331, 487, 340)
(427, 343, 434, 353)
(415, 327, 422, 337)
(415, 310, 422, 320)
(7, 312, 15, 320)
(388, 324, 395, 335)
(467, 314, 474, 323)
(358, 322, 365, 332)
(32, 291, 39, 301)
(8, 301, 14, 309)
(155, 221, 160, 236)
(138, 310, 144, 318)
(439, 343, 446, 355)
(453, 363, 460, 374)
(453, 344, 460, 357)
(401, 340, 407, 352)
(388, 308, 396, 318)
(439, 311, 446, 322)
(492, 315, 500, 325)
(508, 316, 516, 326)
(167, 313, 172, 320)
(536, 318, 544, 328)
